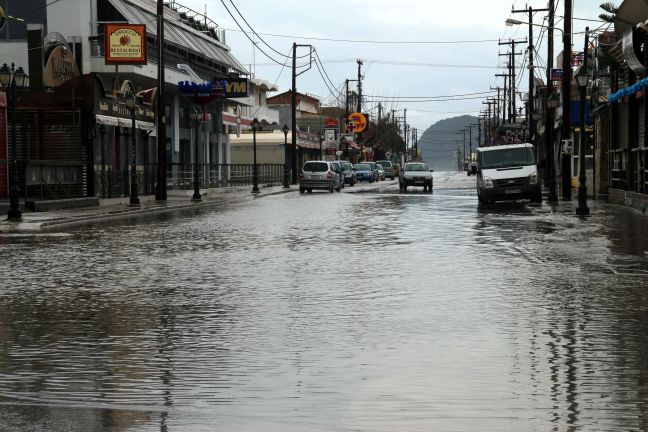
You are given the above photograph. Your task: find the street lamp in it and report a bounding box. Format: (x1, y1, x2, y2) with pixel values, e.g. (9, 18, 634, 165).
(505, 18, 564, 34)
(251, 118, 260, 194)
(123, 88, 140, 206)
(189, 107, 202, 202)
(575, 66, 590, 215)
(282, 123, 290, 189)
(0, 63, 28, 220)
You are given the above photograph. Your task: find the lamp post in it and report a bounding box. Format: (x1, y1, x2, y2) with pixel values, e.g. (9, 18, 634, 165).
(575, 65, 590, 215)
(189, 108, 203, 202)
(282, 123, 290, 189)
(0, 63, 28, 220)
(251, 118, 259, 194)
(123, 88, 140, 206)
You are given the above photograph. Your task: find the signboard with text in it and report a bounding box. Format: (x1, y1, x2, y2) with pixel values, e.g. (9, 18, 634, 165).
(550, 68, 563, 81)
(104, 23, 147, 65)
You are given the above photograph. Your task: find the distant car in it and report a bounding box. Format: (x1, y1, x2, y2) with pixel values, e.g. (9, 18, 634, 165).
(332, 160, 356, 186)
(375, 164, 386, 181)
(400, 162, 434, 193)
(466, 162, 477, 176)
(354, 163, 375, 183)
(367, 162, 381, 182)
(299, 160, 343, 193)
(376, 160, 395, 180)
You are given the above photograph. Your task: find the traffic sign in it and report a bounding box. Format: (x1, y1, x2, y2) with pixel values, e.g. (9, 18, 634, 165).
(385, 151, 392, 159)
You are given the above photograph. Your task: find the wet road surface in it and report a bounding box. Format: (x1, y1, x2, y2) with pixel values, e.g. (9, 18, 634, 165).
(2, 172, 648, 431)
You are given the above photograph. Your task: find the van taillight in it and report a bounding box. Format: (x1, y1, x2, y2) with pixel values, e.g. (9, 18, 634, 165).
(299, 172, 304, 179)
(327, 172, 332, 179)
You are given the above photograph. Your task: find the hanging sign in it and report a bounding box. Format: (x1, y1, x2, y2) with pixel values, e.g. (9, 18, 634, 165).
(550, 68, 563, 81)
(348, 112, 367, 133)
(104, 23, 147, 65)
(0, 6, 6, 32)
(43, 45, 80, 87)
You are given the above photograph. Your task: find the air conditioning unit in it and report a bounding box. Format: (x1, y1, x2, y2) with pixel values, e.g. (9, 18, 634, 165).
(562, 139, 573, 155)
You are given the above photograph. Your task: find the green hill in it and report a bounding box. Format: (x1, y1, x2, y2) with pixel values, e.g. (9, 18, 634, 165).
(418, 115, 478, 171)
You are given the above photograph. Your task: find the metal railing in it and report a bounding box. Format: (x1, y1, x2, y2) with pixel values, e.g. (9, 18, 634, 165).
(24, 161, 84, 201)
(93, 164, 285, 198)
(168, 164, 285, 190)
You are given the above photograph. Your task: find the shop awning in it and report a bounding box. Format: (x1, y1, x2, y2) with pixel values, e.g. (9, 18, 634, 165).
(107, 0, 247, 74)
(96, 114, 155, 131)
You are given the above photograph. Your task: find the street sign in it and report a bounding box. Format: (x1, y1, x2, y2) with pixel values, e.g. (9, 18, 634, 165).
(385, 151, 392, 159)
(550, 68, 563, 81)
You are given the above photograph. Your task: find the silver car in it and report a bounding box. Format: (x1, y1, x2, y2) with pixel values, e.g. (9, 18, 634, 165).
(299, 160, 343, 193)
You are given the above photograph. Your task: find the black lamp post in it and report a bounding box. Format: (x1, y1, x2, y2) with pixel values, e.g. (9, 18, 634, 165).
(189, 108, 202, 202)
(546, 93, 560, 202)
(0, 63, 28, 221)
(124, 89, 140, 206)
(282, 123, 290, 189)
(251, 118, 259, 194)
(575, 65, 590, 216)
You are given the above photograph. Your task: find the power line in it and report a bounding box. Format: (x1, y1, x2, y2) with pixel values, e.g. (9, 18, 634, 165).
(218, 27, 500, 45)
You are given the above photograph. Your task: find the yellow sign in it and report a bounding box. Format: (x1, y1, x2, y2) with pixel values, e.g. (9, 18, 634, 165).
(43, 46, 80, 87)
(348, 112, 367, 133)
(104, 24, 147, 65)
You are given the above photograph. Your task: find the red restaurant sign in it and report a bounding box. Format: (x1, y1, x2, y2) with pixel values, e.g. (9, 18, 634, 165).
(104, 23, 147, 65)
(324, 117, 338, 127)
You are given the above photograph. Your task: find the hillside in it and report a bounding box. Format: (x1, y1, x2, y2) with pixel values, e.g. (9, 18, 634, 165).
(418, 115, 478, 171)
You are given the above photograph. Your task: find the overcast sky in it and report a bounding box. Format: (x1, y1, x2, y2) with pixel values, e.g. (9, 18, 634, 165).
(182, 0, 608, 134)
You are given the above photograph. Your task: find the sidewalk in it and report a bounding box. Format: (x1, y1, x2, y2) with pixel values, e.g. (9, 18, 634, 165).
(0, 184, 296, 233)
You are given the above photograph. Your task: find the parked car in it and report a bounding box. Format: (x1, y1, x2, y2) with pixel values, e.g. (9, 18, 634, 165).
(367, 162, 381, 182)
(399, 162, 434, 192)
(466, 162, 477, 176)
(375, 163, 386, 181)
(299, 160, 343, 193)
(354, 163, 376, 183)
(330, 161, 345, 190)
(332, 160, 356, 186)
(376, 160, 395, 180)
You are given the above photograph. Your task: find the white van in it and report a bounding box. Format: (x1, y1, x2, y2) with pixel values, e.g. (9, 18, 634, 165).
(475, 143, 542, 203)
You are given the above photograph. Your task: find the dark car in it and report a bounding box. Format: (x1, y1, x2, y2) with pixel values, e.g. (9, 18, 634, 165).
(332, 160, 356, 186)
(354, 163, 375, 183)
(376, 160, 395, 180)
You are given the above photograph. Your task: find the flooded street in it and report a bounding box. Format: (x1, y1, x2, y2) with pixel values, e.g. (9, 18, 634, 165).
(2, 172, 648, 431)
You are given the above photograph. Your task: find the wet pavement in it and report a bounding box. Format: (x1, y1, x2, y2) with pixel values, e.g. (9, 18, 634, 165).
(1, 172, 648, 431)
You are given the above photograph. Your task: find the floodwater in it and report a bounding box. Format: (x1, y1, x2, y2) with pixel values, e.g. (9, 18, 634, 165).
(1, 172, 648, 431)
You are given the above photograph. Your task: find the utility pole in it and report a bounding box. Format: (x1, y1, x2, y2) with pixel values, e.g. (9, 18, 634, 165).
(357, 59, 363, 113)
(561, 0, 573, 199)
(291, 43, 313, 184)
(404, 108, 408, 161)
(512, 6, 549, 152)
(496, 73, 508, 123)
(155, 0, 167, 201)
(546, 0, 558, 201)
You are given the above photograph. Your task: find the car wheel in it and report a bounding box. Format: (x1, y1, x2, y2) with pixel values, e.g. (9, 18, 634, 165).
(391, 176, 395, 180)
(531, 192, 542, 203)
(350, 180, 355, 186)
(299, 187, 305, 193)
(307, 188, 313, 193)
(329, 183, 334, 193)
(370, 178, 374, 183)
(403, 185, 408, 192)
(335, 183, 341, 192)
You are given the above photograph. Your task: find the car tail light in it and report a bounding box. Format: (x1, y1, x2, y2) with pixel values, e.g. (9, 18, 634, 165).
(327, 172, 332, 179)
(299, 172, 304, 179)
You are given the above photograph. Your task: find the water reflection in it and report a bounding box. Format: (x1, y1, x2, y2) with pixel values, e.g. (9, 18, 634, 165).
(1, 190, 648, 430)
